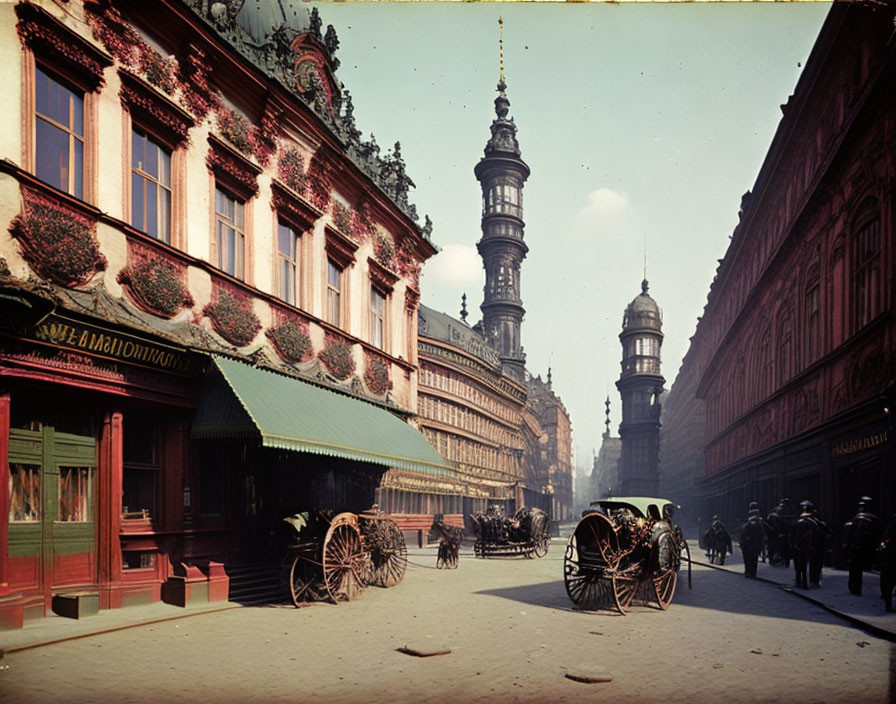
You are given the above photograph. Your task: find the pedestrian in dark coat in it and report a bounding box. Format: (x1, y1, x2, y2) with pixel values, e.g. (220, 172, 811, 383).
(790, 501, 819, 589)
(878, 513, 896, 612)
(842, 496, 880, 596)
(739, 508, 766, 578)
(807, 504, 832, 587)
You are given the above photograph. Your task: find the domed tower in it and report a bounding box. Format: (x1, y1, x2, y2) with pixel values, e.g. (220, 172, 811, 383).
(474, 19, 530, 381)
(616, 279, 665, 496)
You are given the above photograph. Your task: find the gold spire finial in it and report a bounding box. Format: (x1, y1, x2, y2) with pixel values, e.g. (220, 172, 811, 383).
(499, 16, 505, 83)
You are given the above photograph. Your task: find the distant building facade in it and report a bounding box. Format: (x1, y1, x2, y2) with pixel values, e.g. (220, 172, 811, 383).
(590, 397, 622, 503)
(659, 2, 896, 553)
(528, 372, 573, 520)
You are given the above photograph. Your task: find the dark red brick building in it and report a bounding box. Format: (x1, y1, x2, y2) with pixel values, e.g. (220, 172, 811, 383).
(659, 1, 895, 554)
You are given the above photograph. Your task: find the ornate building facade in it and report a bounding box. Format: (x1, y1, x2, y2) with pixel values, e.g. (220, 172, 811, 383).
(616, 280, 665, 496)
(659, 1, 895, 556)
(0, 0, 446, 628)
(589, 396, 622, 504)
(528, 371, 573, 520)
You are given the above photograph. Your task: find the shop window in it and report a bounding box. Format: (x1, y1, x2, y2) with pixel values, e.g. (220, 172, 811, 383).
(131, 127, 172, 242)
(326, 258, 342, 326)
(123, 419, 159, 519)
(9, 463, 41, 522)
(122, 551, 157, 570)
(277, 221, 300, 306)
(58, 466, 94, 522)
(215, 187, 245, 280)
(370, 286, 385, 349)
(35, 65, 84, 198)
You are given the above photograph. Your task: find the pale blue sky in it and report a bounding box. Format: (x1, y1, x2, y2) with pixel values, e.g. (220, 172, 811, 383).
(321, 0, 832, 472)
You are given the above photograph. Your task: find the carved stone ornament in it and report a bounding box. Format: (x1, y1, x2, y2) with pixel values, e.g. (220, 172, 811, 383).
(9, 189, 106, 288)
(17, 2, 112, 91)
(203, 283, 261, 347)
(319, 335, 356, 381)
(267, 318, 313, 364)
(118, 70, 194, 147)
(117, 242, 193, 319)
(364, 353, 391, 396)
(206, 134, 262, 199)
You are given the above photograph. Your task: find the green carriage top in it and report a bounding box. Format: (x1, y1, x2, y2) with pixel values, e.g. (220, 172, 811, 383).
(564, 496, 690, 614)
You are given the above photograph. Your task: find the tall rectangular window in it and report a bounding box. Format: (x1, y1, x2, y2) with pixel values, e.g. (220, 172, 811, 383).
(852, 215, 880, 332)
(131, 128, 171, 242)
(370, 286, 385, 349)
(277, 221, 299, 305)
(215, 187, 245, 279)
(326, 259, 342, 326)
(35, 65, 84, 198)
(805, 282, 819, 364)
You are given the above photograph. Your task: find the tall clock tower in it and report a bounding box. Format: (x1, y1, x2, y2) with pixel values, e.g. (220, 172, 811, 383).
(475, 22, 530, 381)
(616, 279, 665, 496)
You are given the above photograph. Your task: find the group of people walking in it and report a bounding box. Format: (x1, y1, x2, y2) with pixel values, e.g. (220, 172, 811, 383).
(702, 497, 895, 612)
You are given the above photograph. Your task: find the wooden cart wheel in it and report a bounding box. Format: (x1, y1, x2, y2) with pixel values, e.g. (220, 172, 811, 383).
(289, 552, 323, 606)
(368, 519, 407, 587)
(322, 513, 366, 603)
(653, 568, 677, 610)
(564, 536, 614, 610)
(534, 535, 550, 558)
(611, 573, 639, 614)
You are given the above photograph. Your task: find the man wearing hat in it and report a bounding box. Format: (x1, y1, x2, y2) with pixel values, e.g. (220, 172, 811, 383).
(739, 504, 767, 578)
(842, 496, 879, 596)
(790, 500, 822, 589)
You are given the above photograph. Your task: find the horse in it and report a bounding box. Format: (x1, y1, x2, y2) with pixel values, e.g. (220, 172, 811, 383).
(431, 514, 463, 569)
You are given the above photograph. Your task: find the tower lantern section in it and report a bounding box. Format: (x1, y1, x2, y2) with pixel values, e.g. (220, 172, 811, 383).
(616, 279, 665, 496)
(475, 78, 530, 381)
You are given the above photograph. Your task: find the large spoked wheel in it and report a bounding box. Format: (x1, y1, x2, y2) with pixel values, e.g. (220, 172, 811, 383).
(611, 573, 639, 615)
(533, 534, 550, 558)
(289, 551, 324, 607)
(322, 513, 366, 603)
(653, 568, 677, 610)
(368, 519, 407, 587)
(564, 537, 614, 610)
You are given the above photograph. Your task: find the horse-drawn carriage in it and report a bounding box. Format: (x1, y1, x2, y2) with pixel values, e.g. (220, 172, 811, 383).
(281, 507, 407, 605)
(564, 497, 690, 614)
(470, 506, 551, 559)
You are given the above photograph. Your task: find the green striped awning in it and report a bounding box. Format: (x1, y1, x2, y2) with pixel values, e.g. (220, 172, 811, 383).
(191, 356, 453, 478)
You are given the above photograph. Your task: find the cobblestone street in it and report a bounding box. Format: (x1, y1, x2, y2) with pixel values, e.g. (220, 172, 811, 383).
(1, 541, 893, 704)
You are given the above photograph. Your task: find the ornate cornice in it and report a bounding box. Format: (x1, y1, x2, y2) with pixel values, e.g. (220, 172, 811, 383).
(16, 2, 113, 91)
(206, 134, 262, 199)
(118, 69, 195, 147)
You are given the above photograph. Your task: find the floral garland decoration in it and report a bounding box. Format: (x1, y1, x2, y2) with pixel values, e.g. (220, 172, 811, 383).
(319, 335, 356, 381)
(364, 354, 390, 396)
(85, 3, 177, 95)
(267, 319, 313, 364)
(332, 201, 353, 235)
(278, 147, 307, 194)
(179, 46, 220, 120)
(373, 232, 396, 270)
(216, 105, 252, 154)
(9, 197, 106, 288)
(203, 286, 261, 347)
(117, 254, 193, 319)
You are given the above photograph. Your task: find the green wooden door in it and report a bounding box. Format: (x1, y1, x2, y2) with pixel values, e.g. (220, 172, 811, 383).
(8, 426, 97, 602)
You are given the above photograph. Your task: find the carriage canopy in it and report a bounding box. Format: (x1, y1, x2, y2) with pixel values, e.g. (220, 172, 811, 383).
(590, 496, 679, 521)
